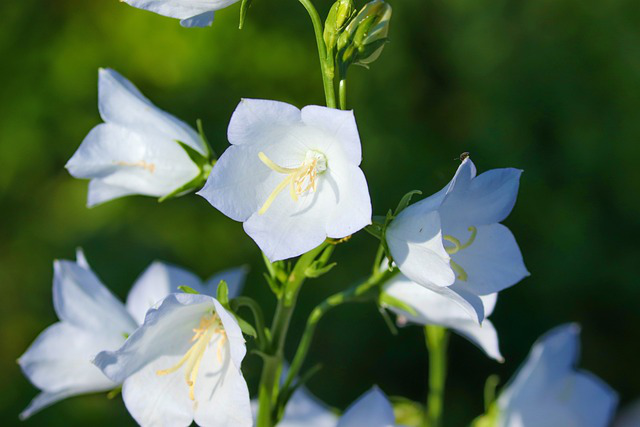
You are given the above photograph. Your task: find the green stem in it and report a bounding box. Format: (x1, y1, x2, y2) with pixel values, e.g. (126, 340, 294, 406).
(256, 242, 330, 427)
(281, 267, 398, 397)
(424, 325, 449, 427)
(298, 0, 337, 108)
(339, 78, 347, 110)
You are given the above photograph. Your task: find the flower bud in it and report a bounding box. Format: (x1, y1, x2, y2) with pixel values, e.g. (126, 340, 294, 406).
(323, 0, 355, 51)
(337, 0, 392, 72)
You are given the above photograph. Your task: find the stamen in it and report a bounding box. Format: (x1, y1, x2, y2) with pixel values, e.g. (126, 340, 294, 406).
(444, 226, 477, 255)
(156, 313, 226, 401)
(257, 150, 327, 215)
(115, 160, 156, 173)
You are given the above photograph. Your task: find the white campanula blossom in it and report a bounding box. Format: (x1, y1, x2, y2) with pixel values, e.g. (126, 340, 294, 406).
(386, 157, 529, 322)
(66, 68, 210, 207)
(122, 0, 240, 28)
(94, 293, 252, 427)
(199, 99, 372, 261)
(18, 250, 246, 420)
(383, 274, 503, 362)
(272, 386, 397, 427)
(496, 324, 617, 427)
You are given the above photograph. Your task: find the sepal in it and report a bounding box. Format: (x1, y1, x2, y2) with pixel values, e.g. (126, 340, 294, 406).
(239, 0, 253, 29)
(158, 140, 215, 202)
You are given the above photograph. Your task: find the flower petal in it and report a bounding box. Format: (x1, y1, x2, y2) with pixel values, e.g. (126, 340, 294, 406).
(180, 11, 215, 27)
(86, 180, 137, 207)
(205, 266, 249, 299)
(97, 68, 205, 154)
(125, 262, 205, 325)
(20, 389, 87, 420)
(338, 387, 395, 427)
(66, 123, 200, 198)
(324, 163, 372, 238)
(53, 260, 136, 334)
(94, 293, 216, 383)
(451, 318, 504, 362)
(277, 389, 339, 427)
(19, 322, 119, 394)
(300, 106, 362, 165)
(227, 98, 302, 146)
(450, 223, 529, 295)
(387, 209, 454, 289)
(124, 0, 237, 27)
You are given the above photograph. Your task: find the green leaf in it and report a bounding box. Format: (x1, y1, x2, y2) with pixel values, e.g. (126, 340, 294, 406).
(217, 280, 230, 307)
(379, 292, 417, 316)
(394, 189, 422, 216)
(178, 285, 200, 294)
(239, 0, 253, 29)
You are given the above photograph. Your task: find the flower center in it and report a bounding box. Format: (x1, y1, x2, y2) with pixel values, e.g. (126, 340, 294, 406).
(156, 312, 227, 401)
(257, 150, 328, 215)
(442, 226, 477, 281)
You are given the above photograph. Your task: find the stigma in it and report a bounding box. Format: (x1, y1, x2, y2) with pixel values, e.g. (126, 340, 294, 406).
(257, 150, 327, 215)
(443, 226, 477, 281)
(156, 312, 227, 401)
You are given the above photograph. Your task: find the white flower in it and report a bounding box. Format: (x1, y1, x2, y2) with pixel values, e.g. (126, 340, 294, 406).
(383, 274, 503, 362)
(275, 386, 396, 427)
(66, 68, 209, 207)
(198, 99, 372, 261)
(94, 293, 252, 427)
(386, 157, 528, 322)
(18, 251, 246, 420)
(497, 324, 618, 427)
(122, 0, 240, 28)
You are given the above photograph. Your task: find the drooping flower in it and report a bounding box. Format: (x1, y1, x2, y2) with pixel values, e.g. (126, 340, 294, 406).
(66, 68, 211, 207)
(199, 99, 372, 261)
(494, 324, 617, 427)
(121, 0, 240, 28)
(382, 274, 503, 362)
(385, 157, 529, 322)
(94, 293, 252, 427)
(18, 251, 246, 420)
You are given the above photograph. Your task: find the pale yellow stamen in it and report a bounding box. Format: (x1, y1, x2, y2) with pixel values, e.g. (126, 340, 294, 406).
(115, 160, 156, 173)
(156, 313, 226, 401)
(258, 150, 327, 215)
(443, 226, 478, 281)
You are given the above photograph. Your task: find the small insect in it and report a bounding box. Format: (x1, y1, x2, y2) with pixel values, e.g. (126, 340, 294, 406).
(458, 151, 470, 161)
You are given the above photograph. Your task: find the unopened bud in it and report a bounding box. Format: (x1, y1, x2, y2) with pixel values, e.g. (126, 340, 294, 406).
(324, 0, 355, 51)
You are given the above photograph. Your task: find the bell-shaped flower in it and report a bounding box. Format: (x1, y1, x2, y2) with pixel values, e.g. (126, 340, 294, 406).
(385, 157, 528, 322)
(18, 252, 137, 419)
(93, 293, 252, 427)
(198, 99, 372, 261)
(382, 272, 503, 362)
(495, 324, 617, 427)
(122, 0, 240, 28)
(66, 68, 211, 207)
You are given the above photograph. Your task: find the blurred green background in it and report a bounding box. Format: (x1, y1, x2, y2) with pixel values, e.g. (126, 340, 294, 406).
(1, 0, 639, 425)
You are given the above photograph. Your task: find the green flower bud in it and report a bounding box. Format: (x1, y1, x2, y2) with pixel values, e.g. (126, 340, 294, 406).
(337, 0, 392, 72)
(324, 0, 355, 51)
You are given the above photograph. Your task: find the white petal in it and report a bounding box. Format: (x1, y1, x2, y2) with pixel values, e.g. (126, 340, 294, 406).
(387, 208, 454, 288)
(180, 11, 215, 27)
(94, 293, 217, 383)
(324, 163, 372, 238)
(227, 98, 302, 146)
(86, 180, 137, 207)
(450, 223, 529, 295)
(193, 334, 252, 427)
(278, 389, 339, 427)
(20, 389, 86, 420)
(97, 68, 205, 154)
(338, 387, 395, 427)
(440, 165, 522, 230)
(451, 318, 503, 362)
(243, 173, 335, 261)
(75, 248, 90, 269)
(19, 322, 120, 394)
(300, 106, 362, 165)
(124, 0, 238, 25)
(205, 266, 249, 299)
(126, 262, 204, 325)
(212, 298, 247, 369)
(66, 123, 200, 198)
(53, 260, 137, 334)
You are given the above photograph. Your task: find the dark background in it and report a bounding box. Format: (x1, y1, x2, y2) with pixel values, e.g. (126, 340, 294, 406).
(1, 0, 639, 425)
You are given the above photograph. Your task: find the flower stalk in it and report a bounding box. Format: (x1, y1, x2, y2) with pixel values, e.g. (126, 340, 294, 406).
(424, 325, 450, 427)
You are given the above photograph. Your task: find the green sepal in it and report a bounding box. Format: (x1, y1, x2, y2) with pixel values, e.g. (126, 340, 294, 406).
(106, 387, 122, 400)
(196, 119, 215, 158)
(178, 285, 200, 294)
(238, 0, 253, 29)
(471, 402, 500, 427)
(390, 396, 424, 427)
(263, 273, 283, 298)
(378, 306, 398, 335)
(379, 292, 417, 317)
(158, 140, 214, 202)
(483, 375, 501, 411)
(236, 315, 258, 338)
(305, 261, 337, 279)
(216, 280, 230, 309)
(177, 140, 209, 169)
(394, 189, 422, 216)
